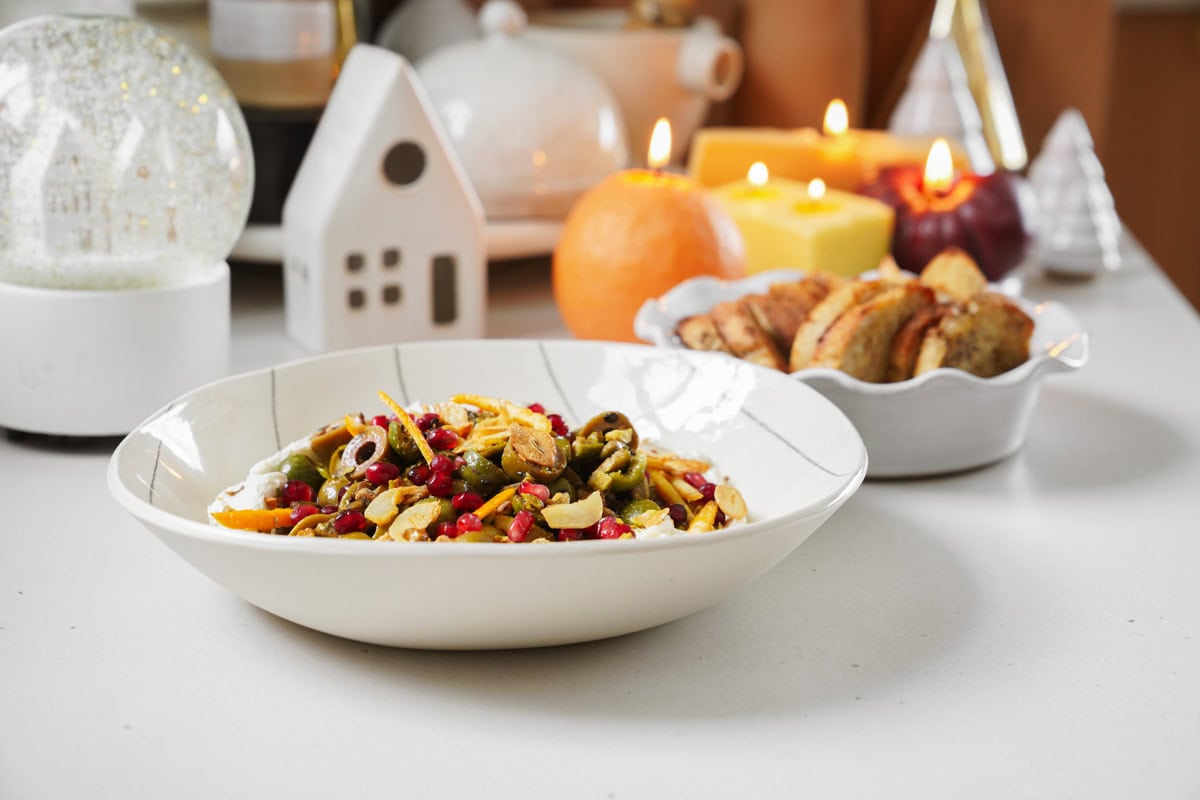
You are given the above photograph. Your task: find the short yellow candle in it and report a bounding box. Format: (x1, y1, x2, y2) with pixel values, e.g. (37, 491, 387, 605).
(710, 162, 894, 277)
(690, 99, 971, 191)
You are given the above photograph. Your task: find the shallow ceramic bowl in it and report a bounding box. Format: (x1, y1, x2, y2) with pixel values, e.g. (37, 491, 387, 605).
(108, 340, 866, 649)
(635, 270, 1089, 478)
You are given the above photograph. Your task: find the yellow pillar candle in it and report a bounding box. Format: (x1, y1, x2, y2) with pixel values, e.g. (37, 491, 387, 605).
(710, 162, 894, 277)
(690, 100, 971, 191)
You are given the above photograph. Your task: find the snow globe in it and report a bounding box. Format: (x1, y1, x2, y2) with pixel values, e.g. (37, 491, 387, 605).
(0, 14, 253, 435)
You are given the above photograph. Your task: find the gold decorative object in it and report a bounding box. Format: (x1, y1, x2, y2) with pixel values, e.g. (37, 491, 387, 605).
(930, 0, 1027, 171)
(626, 0, 697, 29)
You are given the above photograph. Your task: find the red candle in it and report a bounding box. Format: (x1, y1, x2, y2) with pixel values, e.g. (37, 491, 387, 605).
(860, 139, 1029, 282)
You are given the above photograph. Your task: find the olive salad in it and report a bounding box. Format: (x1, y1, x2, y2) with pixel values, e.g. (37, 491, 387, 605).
(209, 393, 748, 542)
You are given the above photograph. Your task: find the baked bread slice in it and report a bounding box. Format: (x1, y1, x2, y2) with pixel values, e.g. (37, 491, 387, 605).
(675, 313, 731, 353)
(919, 247, 988, 302)
(914, 293, 1034, 378)
(788, 279, 891, 372)
(809, 283, 937, 382)
(744, 272, 841, 353)
(887, 302, 953, 382)
(710, 299, 786, 370)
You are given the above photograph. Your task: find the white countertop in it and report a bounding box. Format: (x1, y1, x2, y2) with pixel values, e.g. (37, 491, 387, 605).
(3, 248, 1199, 798)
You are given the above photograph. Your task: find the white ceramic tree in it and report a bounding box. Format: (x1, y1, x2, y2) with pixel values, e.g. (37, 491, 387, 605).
(889, 36, 993, 174)
(1028, 108, 1122, 276)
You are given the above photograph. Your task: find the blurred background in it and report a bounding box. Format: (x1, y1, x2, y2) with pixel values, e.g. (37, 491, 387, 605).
(6, 0, 1195, 309)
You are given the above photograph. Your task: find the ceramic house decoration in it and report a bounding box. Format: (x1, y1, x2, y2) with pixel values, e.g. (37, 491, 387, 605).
(1028, 108, 1122, 276)
(283, 44, 486, 353)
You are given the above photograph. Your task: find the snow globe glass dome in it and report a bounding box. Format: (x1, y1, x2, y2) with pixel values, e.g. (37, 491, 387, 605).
(0, 14, 253, 435)
(416, 0, 628, 219)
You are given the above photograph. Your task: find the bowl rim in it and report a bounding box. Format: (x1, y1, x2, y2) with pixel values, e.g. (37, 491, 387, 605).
(107, 339, 868, 559)
(634, 268, 1090, 394)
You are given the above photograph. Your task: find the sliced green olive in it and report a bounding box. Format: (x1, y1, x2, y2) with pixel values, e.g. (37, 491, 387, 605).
(578, 411, 639, 452)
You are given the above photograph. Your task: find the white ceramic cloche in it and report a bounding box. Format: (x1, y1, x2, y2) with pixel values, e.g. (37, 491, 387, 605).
(416, 0, 629, 219)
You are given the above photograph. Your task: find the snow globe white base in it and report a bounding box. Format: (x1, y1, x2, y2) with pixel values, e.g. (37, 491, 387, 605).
(0, 262, 230, 436)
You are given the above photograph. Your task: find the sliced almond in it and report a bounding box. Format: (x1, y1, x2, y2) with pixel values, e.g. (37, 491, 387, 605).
(714, 484, 747, 521)
(384, 498, 442, 540)
(364, 488, 402, 526)
(540, 490, 604, 530)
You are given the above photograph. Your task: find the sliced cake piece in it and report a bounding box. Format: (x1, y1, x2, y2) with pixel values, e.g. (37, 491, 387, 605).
(914, 293, 1034, 378)
(675, 313, 730, 353)
(809, 283, 937, 382)
(919, 247, 988, 302)
(887, 303, 953, 382)
(710, 299, 786, 370)
(788, 279, 891, 372)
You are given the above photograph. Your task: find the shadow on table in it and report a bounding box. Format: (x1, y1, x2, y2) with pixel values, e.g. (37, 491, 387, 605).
(248, 494, 978, 720)
(1017, 385, 1187, 489)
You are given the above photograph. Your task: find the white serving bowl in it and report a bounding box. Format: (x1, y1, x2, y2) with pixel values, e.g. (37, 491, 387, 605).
(634, 270, 1089, 478)
(108, 340, 866, 649)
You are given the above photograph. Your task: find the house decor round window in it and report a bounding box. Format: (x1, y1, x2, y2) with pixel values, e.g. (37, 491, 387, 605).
(382, 141, 426, 186)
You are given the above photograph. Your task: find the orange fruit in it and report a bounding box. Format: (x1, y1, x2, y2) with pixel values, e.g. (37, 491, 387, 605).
(553, 170, 745, 342)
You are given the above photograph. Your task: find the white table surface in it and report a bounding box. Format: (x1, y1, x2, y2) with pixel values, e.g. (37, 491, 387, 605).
(3, 248, 1199, 799)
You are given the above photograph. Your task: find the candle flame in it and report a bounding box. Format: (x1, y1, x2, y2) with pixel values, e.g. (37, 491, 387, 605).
(807, 178, 826, 201)
(747, 161, 769, 187)
(823, 99, 849, 137)
(924, 138, 955, 192)
(648, 117, 672, 169)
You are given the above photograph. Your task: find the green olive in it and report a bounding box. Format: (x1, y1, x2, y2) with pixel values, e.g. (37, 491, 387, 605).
(578, 411, 639, 452)
(455, 530, 494, 543)
(619, 497, 661, 524)
(316, 475, 349, 507)
(461, 449, 511, 496)
(607, 451, 647, 493)
(387, 420, 422, 464)
(281, 453, 324, 490)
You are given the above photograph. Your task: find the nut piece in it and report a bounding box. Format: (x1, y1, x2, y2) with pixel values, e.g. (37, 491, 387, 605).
(384, 499, 442, 541)
(714, 484, 747, 521)
(540, 490, 604, 530)
(509, 425, 559, 468)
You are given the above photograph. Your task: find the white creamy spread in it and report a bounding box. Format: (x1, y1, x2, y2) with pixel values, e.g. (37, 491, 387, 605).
(207, 435, 318, 519)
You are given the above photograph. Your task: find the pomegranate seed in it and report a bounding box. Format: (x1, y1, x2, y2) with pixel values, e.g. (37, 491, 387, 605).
(416, 413, 441, 432)
(429, 454, 456, 474)
(321, 505, 337, 514)
(526, 402, 545, 414)
(452, 491, 484, 511)
(281, 480, 314, 504)
(683, 472, 708, 491)
(597, 516, 632, 539)
(434, 521, 457, 539)
(580, 521, 600, 539)
(714, 509, 726, 527)
(365, 461, 400, 485)
(371, 414, 391, 429)
(547, 413, 569, 437)
(456, 513, 483, 534)
(519, 481, 550, 501)
(426, 471, 454, 497)
(699, 482, 717, 502)
(333, 510, 366, 534)
(508, 510, 535, 542)
(407, 463, 431, 484)
(667, 504, 687, 526)
(426, 427, 460, 451)
(558, 528, 583, 541)
(289, 504, 320, 525)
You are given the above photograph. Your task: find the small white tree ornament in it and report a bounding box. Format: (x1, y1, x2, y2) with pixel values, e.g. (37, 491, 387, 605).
(889, 36, 993, 174)
(1028, 109, 1122, 276)
(283, 44, 487, 353)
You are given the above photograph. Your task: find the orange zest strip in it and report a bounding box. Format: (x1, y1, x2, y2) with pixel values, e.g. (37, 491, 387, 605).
(211, 508, 295, 532)
(472, 485, 519, 521)
(378, 390, 435, 465)
(344, 414, 366, 436)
